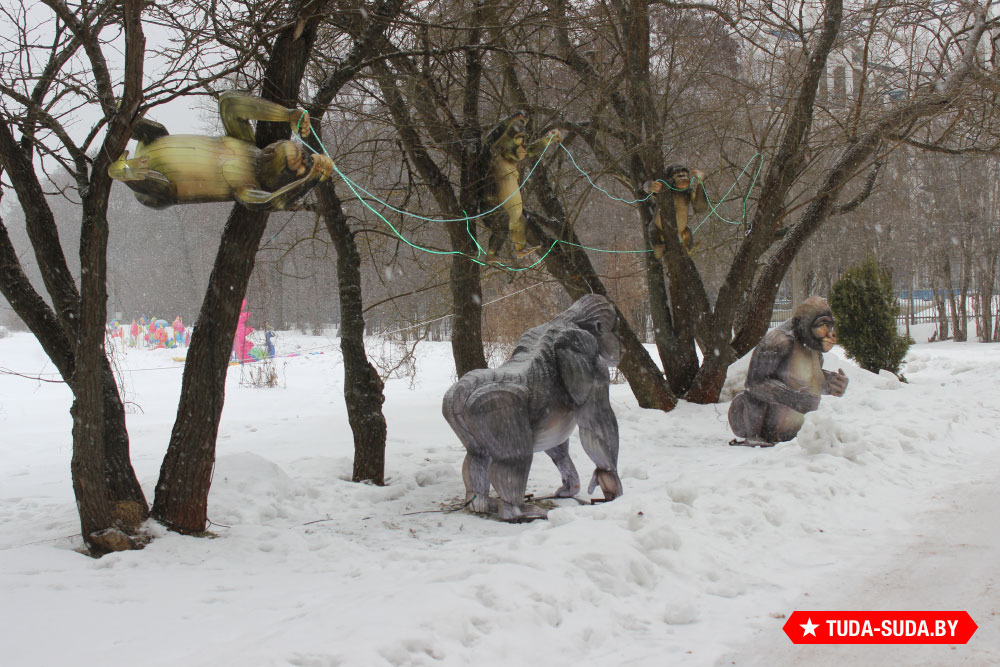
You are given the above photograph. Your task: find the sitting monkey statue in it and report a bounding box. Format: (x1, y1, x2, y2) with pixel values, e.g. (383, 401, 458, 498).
(442, 294, 623, 521)
(109, 92, 333, 211)
(728, 296, 849, 447)
(643, 166, 709, 256)
(482, 111, 562, 264)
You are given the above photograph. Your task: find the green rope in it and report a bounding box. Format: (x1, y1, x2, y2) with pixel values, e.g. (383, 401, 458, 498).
(295, 115, 763, 267)
(297, 120, 476, 261)
(332, 161, 465, 259)
(690, 154, 764, 234)
(557, 144, 653, 205)
(553, 140, 763, 233)
(317, 129, 559, 223)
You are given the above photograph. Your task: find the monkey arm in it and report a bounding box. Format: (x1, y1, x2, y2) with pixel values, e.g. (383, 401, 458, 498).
(521, 129, 562, 161)
(578, 391, 621, 498)
(690, 169, 709, 215)
(746, 379, 821, 413)
(745, 333, 821, 413)
(235, 153, 334, 211)
(577, 386, 622, 500)
(556, 327, 622, 500)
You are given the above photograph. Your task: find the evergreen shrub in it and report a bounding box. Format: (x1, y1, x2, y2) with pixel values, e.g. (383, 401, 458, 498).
(829, 258, 912, 378)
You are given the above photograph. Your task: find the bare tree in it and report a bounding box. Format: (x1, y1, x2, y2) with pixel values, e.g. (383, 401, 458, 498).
(0, 0, 150, 554)
(151, 0, 335, 534)
(151, 0, 406, 529)
(536, 0, 1000, 405)
(306, 0, 408, 484)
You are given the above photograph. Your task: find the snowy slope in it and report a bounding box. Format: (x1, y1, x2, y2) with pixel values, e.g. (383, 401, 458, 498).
(0, 328, 997, 666)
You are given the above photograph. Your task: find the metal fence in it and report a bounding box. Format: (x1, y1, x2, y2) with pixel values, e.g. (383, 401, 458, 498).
(771, 308, 940, 328)
(768, 297, 997, 330)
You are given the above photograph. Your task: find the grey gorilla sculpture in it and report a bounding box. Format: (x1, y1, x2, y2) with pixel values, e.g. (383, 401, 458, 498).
(728, 296, 849, 447)
(442, 294, 623, 522)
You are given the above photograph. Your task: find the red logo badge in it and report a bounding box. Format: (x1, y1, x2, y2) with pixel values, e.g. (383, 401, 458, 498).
(783, 611, 978, 644)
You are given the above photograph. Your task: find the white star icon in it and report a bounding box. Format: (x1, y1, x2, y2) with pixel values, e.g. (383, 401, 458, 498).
(800, 618, 819, 637)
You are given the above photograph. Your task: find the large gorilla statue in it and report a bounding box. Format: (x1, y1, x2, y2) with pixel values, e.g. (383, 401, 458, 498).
(442, 294, 623, 522)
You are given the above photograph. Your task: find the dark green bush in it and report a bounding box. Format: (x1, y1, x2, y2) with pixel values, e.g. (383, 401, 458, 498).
(829, 258, 912, 378)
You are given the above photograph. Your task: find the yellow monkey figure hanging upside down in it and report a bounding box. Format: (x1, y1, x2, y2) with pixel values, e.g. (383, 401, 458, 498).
(109, 92, 334, 211)
(483, 111, 562, 263)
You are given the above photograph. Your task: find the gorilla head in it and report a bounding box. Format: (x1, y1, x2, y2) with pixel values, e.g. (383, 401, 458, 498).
(562, 294, 622, 364)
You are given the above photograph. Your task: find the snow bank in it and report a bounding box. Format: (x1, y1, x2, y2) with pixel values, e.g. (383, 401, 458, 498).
(1, 332, 998, 665)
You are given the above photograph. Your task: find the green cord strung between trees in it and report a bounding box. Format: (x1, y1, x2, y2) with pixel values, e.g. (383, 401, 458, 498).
(296, 118, 763, 271)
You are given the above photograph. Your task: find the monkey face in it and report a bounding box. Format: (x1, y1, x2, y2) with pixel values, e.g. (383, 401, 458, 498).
(811, 315, 837, 352)
(665, 165, 692, 191)
(499, 119, 530, 161)
(793, 297, 837, 352)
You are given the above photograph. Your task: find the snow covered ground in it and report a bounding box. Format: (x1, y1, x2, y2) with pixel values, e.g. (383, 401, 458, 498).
(1, 324, 997, 666)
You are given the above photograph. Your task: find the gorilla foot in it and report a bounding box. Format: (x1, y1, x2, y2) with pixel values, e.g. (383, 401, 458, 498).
(553, 482, 581, 498)
(466, 494, 497, 515)
(728, 438, 776, 448)
(498, 502, 548, 523)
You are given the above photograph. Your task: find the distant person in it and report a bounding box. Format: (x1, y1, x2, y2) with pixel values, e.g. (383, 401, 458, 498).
(172, 316, 187, 346)
(265, 330, 276, 358)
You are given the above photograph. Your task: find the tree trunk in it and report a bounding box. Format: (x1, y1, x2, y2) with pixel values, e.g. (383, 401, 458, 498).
(74, 188, 138, 553)
(71, 206, 113, 551)
(636, 197, 699, 395)
(448, 243, 488, 376)
(934, 282, 950, 340)
(943, 256, 964, 341)
(371, 60, 488, 378)
(526, 212, 677, 411)
(152, 207, 270, 533)
(0, 0, 147, 553)
(0, 111, 146, 558)
(101, 359, 148, 508)
(317, 181, 388, 484)
(152, 1, 327, 533)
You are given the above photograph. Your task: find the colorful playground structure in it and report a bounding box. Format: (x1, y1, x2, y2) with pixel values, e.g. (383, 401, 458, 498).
(108, 304, 277, 363)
